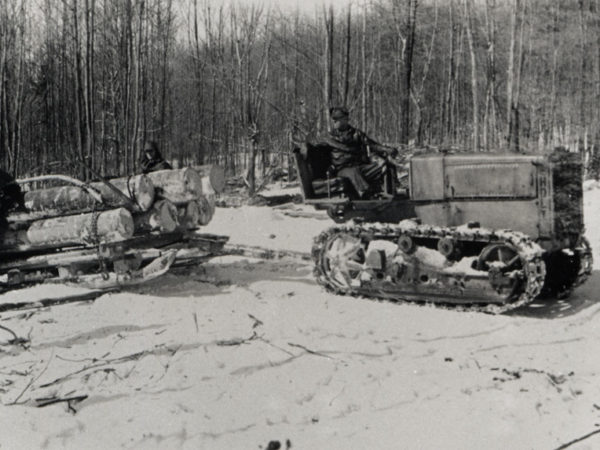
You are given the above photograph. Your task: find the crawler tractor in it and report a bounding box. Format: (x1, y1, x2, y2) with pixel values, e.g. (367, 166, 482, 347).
(294, 145, 592, 313)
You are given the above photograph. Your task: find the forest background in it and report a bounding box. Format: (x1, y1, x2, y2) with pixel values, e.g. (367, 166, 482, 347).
(1, 0, 599, 193)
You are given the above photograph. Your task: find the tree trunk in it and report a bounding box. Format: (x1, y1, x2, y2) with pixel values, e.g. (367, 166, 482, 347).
(342, 5, 351, 105)
(578, 0, 587, 142)
(506, 0, 521, 150)
(361, 2, 368, 129)
(483, 0, 497, 151)
(403, 0, 418, 144)
(323, 5, 334, 111)
(464, 0, 479, 151)
(444, 0, 457, 141)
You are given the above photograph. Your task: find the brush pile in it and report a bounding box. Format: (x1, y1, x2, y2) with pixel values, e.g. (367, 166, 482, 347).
(0, 166, 227, 291)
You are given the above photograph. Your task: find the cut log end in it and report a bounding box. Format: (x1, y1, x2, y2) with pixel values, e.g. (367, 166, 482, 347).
(178, 201, 200, 230)
(196, 197, 213, 226)
(152, 200, 179, 233)
(133, 199, 179, 233)
(182, 168, 203, 198)
(109, 207, 136, 240)
(193, 165, 226, 193)
(177, 197, 213, 229)
(146, 168, 203, 205)
(128, 174, 155, 211)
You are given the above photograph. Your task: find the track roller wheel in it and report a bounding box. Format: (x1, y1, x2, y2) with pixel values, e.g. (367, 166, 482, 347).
(437, 237, 461, 261)
(327, 204, 349, 224)
(397, 234, 416, 255)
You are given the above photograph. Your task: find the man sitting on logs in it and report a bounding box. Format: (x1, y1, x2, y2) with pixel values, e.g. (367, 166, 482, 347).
(140, 141, 172, 174)
(315, 106, 398, 199)
(0, 169, 25, 233)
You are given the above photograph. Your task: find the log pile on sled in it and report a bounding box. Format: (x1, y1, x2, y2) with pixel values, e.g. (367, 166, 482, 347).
(0, 166, 227, 291)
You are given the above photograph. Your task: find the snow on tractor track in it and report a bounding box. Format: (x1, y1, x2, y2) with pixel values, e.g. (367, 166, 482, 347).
(0, 185, 600, 449)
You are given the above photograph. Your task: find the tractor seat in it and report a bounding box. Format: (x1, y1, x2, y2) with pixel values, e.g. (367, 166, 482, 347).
(311, 177, 347, 197)
(293, 145, 349, 199)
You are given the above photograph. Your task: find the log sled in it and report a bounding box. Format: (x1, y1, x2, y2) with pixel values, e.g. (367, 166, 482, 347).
(0, 166, 228, 292)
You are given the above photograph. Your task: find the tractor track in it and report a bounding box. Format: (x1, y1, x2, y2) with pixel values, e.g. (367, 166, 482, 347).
(311, 222, 590, 314)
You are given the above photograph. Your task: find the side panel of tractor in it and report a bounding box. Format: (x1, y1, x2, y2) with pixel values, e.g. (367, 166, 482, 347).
(409, 153, 562, 249)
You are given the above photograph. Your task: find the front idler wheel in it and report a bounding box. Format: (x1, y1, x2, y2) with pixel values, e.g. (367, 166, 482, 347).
(319, 233, 366, 290)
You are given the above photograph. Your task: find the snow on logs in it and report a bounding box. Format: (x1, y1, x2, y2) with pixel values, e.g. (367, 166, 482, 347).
(2, 167, 217, 251)
(177, 197, 213, 229)
(133, 199, 179, 233)
(194, 164, 226, 194)
(27, 208, 134, 245)
(21, 174, 155, 218)
(145, 167, 217, 229)
(145, 168, 204, 205)
(0, 208, 134, 251)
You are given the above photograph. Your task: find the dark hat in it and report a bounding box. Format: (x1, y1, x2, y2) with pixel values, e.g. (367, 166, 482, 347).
(329, 106, 349, 120)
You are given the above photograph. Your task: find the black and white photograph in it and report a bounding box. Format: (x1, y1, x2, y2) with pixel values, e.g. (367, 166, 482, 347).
(1, 0, 599, 448)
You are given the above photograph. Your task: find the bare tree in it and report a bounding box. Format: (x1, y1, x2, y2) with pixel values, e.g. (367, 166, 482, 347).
(464, 0, 479, 151)
(323, 4, 334, 113)
(482, 0, 498, 151)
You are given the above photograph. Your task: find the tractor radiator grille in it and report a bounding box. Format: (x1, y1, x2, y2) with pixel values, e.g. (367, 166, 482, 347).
(551, 149, 584, 246)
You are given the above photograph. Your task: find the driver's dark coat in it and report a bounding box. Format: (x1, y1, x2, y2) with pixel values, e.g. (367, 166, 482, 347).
(319, 126, 390, 170)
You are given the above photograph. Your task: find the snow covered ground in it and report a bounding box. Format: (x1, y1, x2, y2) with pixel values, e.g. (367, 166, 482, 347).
(1, 186, 600, 449)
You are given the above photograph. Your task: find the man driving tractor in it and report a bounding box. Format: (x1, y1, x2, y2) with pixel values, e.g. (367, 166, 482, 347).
(315, 106, 398, 199)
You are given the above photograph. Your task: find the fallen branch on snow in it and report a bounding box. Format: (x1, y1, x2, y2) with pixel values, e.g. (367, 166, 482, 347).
(39, 345, 178, 389)
(248, 314, 263, 329)
(216, 331, 260, 347)
(0, 289, 117, 313)
(35, 394, 88, 413)
(9, 351, 54, 405)
(554, 428, 600, 450)
(287, 342, 333, 359)
(0, 324, 29, 347)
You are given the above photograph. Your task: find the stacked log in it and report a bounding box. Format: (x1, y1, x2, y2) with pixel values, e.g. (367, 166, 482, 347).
(2, 167, 218, 252)
(177, 200, 201, 229)
(146, 166, 223, 230)
(194, 164, 223, 226)
(145, 168, 203, 204)
(27, 207, 134, 245)
(133, 199, 179, 233)
(177, 197, 212, 229)
(23, 174, 154, 215)
(194, 164, 226, 194)
(0, 208, 134, 251)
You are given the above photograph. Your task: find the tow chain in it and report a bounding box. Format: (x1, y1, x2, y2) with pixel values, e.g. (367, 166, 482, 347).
(86, 208, 111, 280)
